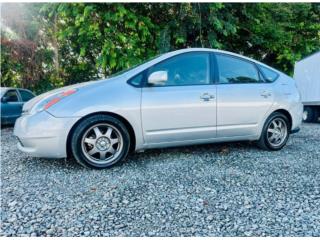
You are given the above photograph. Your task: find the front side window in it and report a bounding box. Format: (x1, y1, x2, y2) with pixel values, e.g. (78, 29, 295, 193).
(3, 90, 19, 102)
(216, 54, 263, 84)
(147, 52, 210, 87)
(19, 90, 35, 102)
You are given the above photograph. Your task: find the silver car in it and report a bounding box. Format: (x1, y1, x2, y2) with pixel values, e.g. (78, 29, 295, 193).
(14, 48, 303, 169)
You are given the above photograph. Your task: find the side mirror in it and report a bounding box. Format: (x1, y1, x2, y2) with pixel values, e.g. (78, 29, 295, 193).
(148, 71, 168, 86)
(1, 96, 8, 103)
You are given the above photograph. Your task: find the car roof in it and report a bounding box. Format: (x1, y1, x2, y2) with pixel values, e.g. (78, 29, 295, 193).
(124, 48, 282, 79)
(0, 87, 32, 92)
(162, 48, 272, 67)
(0, 87, 13, 91)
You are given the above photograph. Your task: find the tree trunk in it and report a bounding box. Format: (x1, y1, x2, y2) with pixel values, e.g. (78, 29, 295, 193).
(53, 13, 60, 76)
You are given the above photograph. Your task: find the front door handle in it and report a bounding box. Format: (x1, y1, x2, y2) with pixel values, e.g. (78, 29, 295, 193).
(260, 91, 271, 98)
(200, 93, 215, 101)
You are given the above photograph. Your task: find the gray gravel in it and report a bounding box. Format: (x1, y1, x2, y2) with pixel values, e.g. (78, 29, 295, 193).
(1, 123, 320, 236)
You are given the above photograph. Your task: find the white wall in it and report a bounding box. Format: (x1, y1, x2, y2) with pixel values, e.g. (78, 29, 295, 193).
(294, 51, 320, 103)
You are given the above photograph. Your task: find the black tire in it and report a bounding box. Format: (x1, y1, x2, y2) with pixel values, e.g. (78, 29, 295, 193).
(256, 112, 290, 151)
(71, 114, 130, 169)
(303, 106, 315, 123)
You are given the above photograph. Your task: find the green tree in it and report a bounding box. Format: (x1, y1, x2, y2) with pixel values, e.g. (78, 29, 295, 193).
(1, 3, 319, 93)
(1, 3, 57, 93)
(41, 3, 159, 86)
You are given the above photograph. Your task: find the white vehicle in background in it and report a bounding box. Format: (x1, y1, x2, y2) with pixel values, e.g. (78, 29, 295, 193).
(294, 51, 320, 122)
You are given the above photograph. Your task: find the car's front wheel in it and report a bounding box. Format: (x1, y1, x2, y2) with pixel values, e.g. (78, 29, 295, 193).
(71, 114, 130, 169)
(257, 112, 290, 151)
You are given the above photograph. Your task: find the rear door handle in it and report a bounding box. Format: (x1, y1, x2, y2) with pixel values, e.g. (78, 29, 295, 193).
(200, 93, 215, 101)
(260, 91, 271, 98)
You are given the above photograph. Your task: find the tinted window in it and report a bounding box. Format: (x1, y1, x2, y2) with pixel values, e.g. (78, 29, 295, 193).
(19, 90, 34, 102)
(216, 54, 262, 84)
(148, 53, 210, 86)
(3, 90, 19, 102)
(259, 65, 279, 82)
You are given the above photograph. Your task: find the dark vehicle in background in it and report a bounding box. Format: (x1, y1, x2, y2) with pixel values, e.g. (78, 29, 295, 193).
(1, 87, 35, 125)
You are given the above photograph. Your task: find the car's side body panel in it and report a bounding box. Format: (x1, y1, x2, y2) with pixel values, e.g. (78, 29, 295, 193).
(141, 85, 217, 144)
(13, 48, 303, 158)
(268, 74, 303, 131)
(216, 83, 275, 138)
(46, 78, 145, 153)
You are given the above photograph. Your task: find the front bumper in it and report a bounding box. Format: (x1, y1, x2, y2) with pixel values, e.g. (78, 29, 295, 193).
(14, 111, 80, 158)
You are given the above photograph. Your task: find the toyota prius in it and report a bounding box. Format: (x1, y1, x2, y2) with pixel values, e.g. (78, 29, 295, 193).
(14, 48, 303, 169)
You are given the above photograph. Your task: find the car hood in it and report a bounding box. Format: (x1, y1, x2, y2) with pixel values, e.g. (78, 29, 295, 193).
(23, 78, 120, 113)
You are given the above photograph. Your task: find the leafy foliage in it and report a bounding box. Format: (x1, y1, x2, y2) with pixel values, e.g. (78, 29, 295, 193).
(1, 3, 319, 93)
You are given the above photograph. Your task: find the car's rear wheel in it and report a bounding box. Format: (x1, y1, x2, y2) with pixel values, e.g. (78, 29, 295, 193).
(71, 114, 130, 169)
(256, 112, 290, 151)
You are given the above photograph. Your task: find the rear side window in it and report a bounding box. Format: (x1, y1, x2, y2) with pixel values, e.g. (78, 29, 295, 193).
(258, 65, 279, 82)
(19, 90, 34, 102)
(216, 54, 263, 84)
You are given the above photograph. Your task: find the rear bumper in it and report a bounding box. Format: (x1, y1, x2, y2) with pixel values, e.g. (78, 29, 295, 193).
(289, 102, 303, 132)
(14, 111, 80, 158)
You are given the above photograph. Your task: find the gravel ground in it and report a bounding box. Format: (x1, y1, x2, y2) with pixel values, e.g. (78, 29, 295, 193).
(1, 123, 320, 236)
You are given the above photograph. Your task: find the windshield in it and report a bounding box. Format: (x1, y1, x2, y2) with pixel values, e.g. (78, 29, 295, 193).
(109, 53, 162, 78)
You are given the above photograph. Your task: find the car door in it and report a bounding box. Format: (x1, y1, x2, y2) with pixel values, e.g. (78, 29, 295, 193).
(1, 89, 24, 124)
(215, 53, 274, 137)
(141, 52, 217, 145)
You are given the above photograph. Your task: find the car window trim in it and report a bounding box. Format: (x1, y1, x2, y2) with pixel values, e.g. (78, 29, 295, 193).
(142, 51, 214, 88)
(18, 89, 29, 102)
(126, 51, 279, 88)
(127, 70, 147, 88)
(214, 52, 268, 85)
(211, 53, 219, 84)
(16, 89, 25, 102)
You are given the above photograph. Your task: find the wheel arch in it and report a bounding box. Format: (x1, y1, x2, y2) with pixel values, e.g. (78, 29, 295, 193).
(271, 109, 293, 130)
(66, 111, 136, 158)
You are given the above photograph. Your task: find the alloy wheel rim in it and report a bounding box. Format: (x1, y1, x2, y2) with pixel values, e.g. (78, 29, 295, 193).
(81, 123, 123, 164)
(267, 118, 288, 147)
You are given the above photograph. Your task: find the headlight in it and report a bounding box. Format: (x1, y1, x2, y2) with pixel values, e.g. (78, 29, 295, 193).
(34, 89, 77, 113)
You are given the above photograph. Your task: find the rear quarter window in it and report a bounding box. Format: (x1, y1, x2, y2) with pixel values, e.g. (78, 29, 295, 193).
(259, 65, 279, 82)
